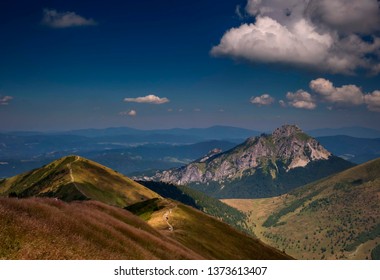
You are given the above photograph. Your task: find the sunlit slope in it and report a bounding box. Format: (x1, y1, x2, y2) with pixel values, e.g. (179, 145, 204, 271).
(127, 198, 291, 260)
(0, 155, 160, 207)
(0, 198, 203, 260)
(223, 158, 380, 260)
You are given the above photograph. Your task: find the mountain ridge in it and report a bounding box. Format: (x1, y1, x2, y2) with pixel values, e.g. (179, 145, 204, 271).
(0, 155, 160, 207)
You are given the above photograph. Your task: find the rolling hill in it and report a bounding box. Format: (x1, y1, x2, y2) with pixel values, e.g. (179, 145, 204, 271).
(223, 158, 380, 260)
(0, 155, 160, 207)
(0, 156, 290, 260)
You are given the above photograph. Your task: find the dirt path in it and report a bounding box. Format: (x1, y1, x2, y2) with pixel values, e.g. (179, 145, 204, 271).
(67, 156, 80, 184)
(163, 206, 176, 231)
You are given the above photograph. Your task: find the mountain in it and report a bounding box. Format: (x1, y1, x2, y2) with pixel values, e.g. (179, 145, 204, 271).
(316, 135, 380, 164)
(223, 158, 380, 260)
(0, 156, 290, 260)
(0, 155, 160, 207)
(153, 125, 354, 198)
(67, 125, 260, 141)
(308, 126, 380, 138)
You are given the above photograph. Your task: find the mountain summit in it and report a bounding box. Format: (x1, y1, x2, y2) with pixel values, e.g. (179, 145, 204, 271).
(0, 155, 160, 207)
(153, 125, 354, 198)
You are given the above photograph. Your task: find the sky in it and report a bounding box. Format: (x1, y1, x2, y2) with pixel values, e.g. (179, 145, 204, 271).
(0, 0, 380, 132)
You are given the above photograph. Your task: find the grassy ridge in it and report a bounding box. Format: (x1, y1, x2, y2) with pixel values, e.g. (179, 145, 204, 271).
(0, 156, 160, 207)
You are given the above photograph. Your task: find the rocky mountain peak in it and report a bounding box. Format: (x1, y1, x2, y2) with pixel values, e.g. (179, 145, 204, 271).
(272, 124, 302, 138)
(152, 125, 344, 197)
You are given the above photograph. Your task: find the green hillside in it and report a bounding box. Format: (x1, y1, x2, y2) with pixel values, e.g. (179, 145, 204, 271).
(224, 158, 380, 260)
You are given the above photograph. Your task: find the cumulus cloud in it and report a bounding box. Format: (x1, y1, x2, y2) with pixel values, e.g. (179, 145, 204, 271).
(286, 90, 317, 110)
(284, 78, 380, 112)
(279, 100, 287, 108)
(119, 110, 137, 117)
(0, 95, 13, 105)
(364, 91, 380, 112)
(124, 94, 169, 104)
(310, 78, 364, 107)
(42, 9, 97, 28)
(212, 0, 380, 74)
(250, 94, 275, 106)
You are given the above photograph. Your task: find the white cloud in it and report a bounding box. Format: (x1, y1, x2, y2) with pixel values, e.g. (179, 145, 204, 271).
(42, 9, 97, 28)
(310, 78, 364, 107)
(124, 94, 169, 104)
(250, 94, 274, 106)
(284, 78, 380, 112)
(286, 90, 317, 110)
(0, 95, 13, 105)
(212, 0, 380, 75)
(279, 100, 287, 108)
(364, 91, 380, 112)
(119, 110, 137, 117)
(128, 110, 137, 116)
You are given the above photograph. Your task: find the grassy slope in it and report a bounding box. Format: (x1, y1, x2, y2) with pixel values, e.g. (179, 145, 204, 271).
(0, 197, 202, 260)
(223, 158, 380, 260)
(128, 198, 291, 260)
(0, 156, 160, 207)
(136, 180, 249, 234)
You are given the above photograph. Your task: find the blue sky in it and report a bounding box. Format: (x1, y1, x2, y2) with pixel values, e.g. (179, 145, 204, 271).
(0, 0, 379, 131)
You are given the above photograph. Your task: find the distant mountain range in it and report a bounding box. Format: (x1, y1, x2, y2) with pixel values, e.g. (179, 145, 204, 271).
(1, 125, 379, 179)
(307, 126, 380, 138)
(152, 125, 354, 198)
(5, 125, 380, 139)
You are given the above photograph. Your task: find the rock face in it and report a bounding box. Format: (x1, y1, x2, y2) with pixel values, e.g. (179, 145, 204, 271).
(152, 125, 353, 198)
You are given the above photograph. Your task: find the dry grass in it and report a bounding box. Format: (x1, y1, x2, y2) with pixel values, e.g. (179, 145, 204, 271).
(0, 197, 202, 260)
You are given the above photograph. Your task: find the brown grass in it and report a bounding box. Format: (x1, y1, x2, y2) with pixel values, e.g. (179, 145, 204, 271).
(0, 197, 203, 260)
